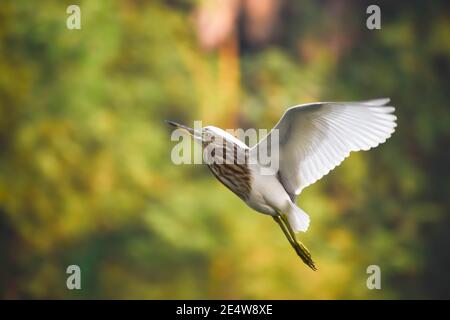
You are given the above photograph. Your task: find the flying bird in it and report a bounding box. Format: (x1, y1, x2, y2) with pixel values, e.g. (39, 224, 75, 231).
(167, 98, 397, 270)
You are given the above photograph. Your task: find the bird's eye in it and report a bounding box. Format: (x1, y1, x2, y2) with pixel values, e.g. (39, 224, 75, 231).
(204, 132, 213, 140)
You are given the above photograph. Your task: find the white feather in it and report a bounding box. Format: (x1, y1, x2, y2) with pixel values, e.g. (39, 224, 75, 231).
(251, 98, 397, 196)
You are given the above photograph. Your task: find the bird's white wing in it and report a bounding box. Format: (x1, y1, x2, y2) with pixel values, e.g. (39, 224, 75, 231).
(252, 98, 397, 197)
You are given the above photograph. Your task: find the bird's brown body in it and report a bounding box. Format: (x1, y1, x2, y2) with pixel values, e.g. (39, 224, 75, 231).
(204, 138, 252, 201)
(208, 162, 252, 201)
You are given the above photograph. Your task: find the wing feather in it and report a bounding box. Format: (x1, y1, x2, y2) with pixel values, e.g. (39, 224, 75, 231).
(251, 98, 397, 197)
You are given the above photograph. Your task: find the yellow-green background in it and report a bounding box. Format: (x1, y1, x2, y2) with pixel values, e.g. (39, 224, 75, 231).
(0, 0, 449, 299)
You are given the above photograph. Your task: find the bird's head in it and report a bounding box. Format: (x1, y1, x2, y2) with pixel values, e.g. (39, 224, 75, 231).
(166, 121, 243, 147)
(166, 120, 214, 145)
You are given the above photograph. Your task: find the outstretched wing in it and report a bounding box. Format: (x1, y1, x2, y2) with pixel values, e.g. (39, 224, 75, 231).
(252, 98, 397, 197)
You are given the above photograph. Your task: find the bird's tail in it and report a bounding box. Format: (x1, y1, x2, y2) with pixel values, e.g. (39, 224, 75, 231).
(287, 203, 310, 233)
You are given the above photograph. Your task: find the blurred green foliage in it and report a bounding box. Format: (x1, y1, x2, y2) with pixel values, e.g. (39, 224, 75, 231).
(0, 0, 449, 299)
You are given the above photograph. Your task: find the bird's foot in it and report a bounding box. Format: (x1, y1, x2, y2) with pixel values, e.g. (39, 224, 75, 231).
(273, 214, 317, 271)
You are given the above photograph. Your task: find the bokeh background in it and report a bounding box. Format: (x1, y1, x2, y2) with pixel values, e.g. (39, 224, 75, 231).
(0, 0, 449, 299)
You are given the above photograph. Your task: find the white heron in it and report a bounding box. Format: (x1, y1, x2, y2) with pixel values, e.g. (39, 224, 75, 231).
(168, 98, 397, 270)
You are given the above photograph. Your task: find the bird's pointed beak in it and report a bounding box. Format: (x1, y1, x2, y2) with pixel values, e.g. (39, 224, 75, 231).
(165, 120, 197, 136)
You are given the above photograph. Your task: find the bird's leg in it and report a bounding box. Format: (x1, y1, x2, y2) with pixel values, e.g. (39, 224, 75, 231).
(279, 214, 313, 258)
(273, 215, 296, 246)
(274, 213, 317, 271)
